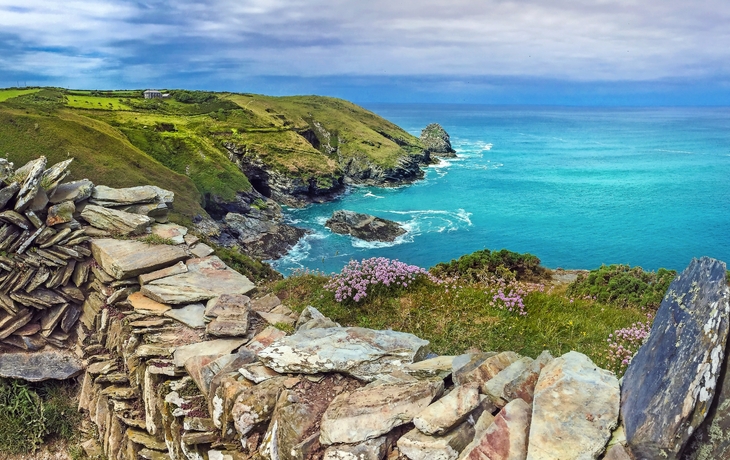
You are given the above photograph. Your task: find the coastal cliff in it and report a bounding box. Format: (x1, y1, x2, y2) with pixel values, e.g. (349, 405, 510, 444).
(0, 88, 446, 260)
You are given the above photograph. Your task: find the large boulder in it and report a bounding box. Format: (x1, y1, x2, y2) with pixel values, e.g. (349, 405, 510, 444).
(258, 327, 430, 381)
(526, 351, 620, 460)
(621, 257, 729, 460)
(90, 238, 188, 280)
(325, 210, 406, 242)
(460, 397, 532, 460)
(420, 123, 456, 157)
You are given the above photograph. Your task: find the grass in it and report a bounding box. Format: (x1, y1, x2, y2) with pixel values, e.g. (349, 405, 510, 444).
(0, 88, 41, 102)
(66, 95, 132, 111)
(0, 378, 82, 454)
(271, 264, 652, 375)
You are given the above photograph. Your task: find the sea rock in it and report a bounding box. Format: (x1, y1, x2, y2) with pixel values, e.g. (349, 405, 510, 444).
(258, 326, 430, 381)
(0, 348, 84, 381)
(413, 384, 480, 435)
(526, 351, 620, 460)
(325, 210, 406, 242)
(461, 398, 531, 460)
(49, 179, 94, 203)
(90, 185, 159, 206)
(397, 421, 475, 460)
(81, 204, 151, 235)
(320, 378, 443, 445)
(91, 238, 188, 280)
(420, 123, 456, 157)
(622, 257, 729, 459)
(141, 256, 255, 305)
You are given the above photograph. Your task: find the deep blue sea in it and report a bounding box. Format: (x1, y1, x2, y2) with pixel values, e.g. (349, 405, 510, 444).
(271, 105, 730, 275)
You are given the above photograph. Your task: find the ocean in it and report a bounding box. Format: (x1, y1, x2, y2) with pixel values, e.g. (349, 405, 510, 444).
(270, 105, 730, 275)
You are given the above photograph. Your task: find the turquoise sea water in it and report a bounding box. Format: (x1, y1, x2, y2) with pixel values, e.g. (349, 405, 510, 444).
(271, 105, 730, 275)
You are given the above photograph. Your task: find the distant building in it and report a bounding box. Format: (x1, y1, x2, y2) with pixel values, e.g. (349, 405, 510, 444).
(143, 90, 163, 99)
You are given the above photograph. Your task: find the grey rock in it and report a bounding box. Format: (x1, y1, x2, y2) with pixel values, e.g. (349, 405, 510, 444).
(398, 422, 475, 460)
(149, 223, 187, 244)
(141, 256, 255, 305)
(258, 326, 430, 381)
(622, 257, 729, 460)
(13, 156, 46, 212)
(320, 378, 444, 445)
(294, 305, 340, 331)
(0, 348, 84, 381)
(46, 200, 75, 226)
(164, 303, 206, 328)
(484, 356, 535, 407)
(323, 436, 393, 460)
(404, 355, 456, 379)
(89, 185, 158, 206)
(80, 204, 151, 235)
(414, 384, 480, 435)
(503, 350, 554, 404)
(173, 338, 247, 367)
(49, 179, 94, 203)
(325, 209, 406, 242)
(190, 243, 214, 258)
(461, 398, 531, 460)
(138, 261, 188, 285)
(91, 238, 188, 280)
(0, 182, 20, 210)
(40, 158, 73, 193)
(527, 351, 620, 460)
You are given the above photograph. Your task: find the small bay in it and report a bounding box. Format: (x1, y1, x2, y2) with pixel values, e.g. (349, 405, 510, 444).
(272, 105, 730, 275)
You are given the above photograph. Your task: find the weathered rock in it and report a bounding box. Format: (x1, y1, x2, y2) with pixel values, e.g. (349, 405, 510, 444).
(244, 326, 287, 354)
(398, 422, 475, 460)
(258, 326, 430, 381)
(323, 435, 393, 460)
(0, 348, 84, 381)
(128, 292, 171, 315)
(231, 376, 286, 437)
(452, 352, 496, 386)
(403, 355, 455, 380)
(150, 223, 187, 244)
(461, 398, 531, 460)
(414, 384, 480, 435)
(325, 210, 406, 242)
(205, 294, 250, 319)
(141, 256, 255, 304)
(527, 351, 619, 460)
(190, 243, 214, 258)
(420, 123, 456, 157)
(81, 204, 151, 235)
(239, 362, 282, 383)
(14, 156, 46, 212)
(320, 378, 443, 445)
(622, 257, 729, 460)
(164, 303, 206, 329)
(91, 238, 188, 280)
(90, 185, 159, 206)
(251, 294, 281, 313)
(139, 261, 188, 285)
(207, 314, 249, 337)
(503, 350, 553, 404)
(455, 351, 520, 390)
(126, 428, 168, 451)
(49, 179, 94, 203)
(46, 200, 75, 226)
(0, 182, 20, 210)
(173, 338, 247, 367)
(294, 305, 340, 331)
(484, 356, 534, 407)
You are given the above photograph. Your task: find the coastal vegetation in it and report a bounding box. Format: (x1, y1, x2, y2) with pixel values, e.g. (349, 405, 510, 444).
(271, 250, 663, 377)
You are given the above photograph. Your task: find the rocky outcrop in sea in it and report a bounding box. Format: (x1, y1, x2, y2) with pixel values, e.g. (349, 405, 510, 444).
(325, 210, 406, 242)
(421, 123, 456, 158)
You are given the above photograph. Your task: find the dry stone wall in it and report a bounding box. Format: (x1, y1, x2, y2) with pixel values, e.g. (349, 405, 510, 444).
(2, 157, 730, 460)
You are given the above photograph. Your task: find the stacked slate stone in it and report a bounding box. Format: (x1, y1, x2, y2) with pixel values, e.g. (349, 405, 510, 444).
(0, 156, 174, 356)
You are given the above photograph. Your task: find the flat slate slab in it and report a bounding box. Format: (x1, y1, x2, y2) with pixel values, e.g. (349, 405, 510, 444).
(621, 257, 730, 460)
(141, 256, 255, 305)
(0, 349, 84, 381)
(91, 238, 188, 280)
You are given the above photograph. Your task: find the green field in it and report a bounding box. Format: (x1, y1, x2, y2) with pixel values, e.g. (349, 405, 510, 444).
(0, 88, 41, 102)
(66, 95, 132, 110)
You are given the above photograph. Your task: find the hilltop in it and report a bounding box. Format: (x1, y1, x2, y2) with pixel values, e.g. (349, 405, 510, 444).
(0, 87, 432, 259)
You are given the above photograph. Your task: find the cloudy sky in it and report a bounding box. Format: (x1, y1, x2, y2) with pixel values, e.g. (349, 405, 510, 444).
(2, 0, 730, 104)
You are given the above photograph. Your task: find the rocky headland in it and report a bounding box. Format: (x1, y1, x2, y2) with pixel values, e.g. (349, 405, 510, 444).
(325, 210, 407, 242)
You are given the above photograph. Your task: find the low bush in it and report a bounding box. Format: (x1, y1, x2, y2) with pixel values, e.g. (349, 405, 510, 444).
(566, 264, 676, 311)
(214, 244, 282, 284)
(431, 248, 549, 282)
(605, 315, 653, 375)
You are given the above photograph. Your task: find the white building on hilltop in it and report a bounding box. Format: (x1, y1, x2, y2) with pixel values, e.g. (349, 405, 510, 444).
(143, 90, 163, 99)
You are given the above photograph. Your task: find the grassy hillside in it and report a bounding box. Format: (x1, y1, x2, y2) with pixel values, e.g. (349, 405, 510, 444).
(0, 88, 426, 219)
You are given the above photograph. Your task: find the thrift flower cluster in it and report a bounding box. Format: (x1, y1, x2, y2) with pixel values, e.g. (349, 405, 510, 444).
(606, 313, 653, 374)
(484, 275, 545, 317)
(324, 257, 440, 302)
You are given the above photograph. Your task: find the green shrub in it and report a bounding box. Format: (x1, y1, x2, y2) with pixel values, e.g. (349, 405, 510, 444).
(566, 264, 676, 310)
(172, 90, 216, 104)
(214, 244, 281, 284)
(431, 248, 549, 282)
(0, 378, 81, 453)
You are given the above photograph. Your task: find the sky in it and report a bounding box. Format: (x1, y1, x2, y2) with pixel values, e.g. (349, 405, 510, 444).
(1, 0, 730, 104)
